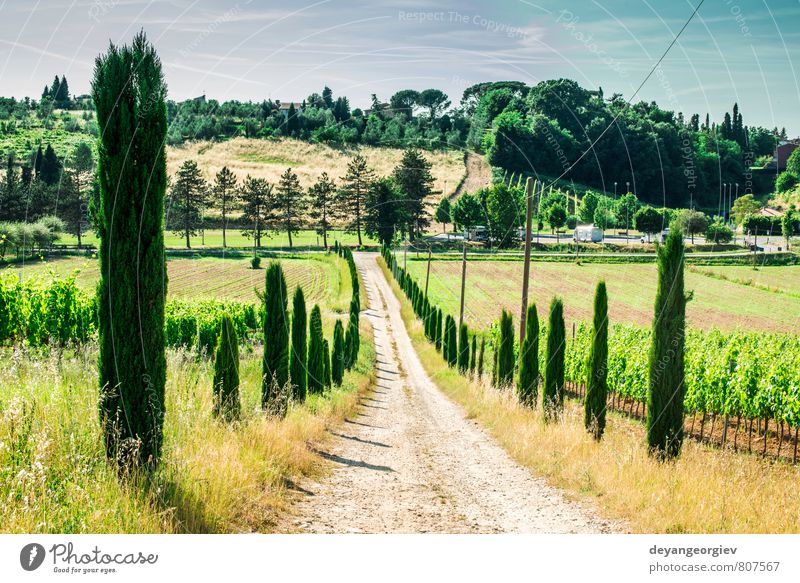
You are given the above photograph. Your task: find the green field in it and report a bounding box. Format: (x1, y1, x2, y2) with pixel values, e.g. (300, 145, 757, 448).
(404, 256, 800, 334)
(55, 228, 378, 249)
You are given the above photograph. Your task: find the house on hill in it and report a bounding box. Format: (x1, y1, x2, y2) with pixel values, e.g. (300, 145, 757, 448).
(772, 139, 798, 172)
(275, 101, 304, 117)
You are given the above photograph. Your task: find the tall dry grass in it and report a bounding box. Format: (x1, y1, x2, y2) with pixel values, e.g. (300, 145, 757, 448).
(167, 137, 465, 200)
(380, 257, 800, 534)
(0, 320, 374, 533)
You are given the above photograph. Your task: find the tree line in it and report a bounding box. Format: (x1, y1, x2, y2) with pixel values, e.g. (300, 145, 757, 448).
(166, 148, 439, 248)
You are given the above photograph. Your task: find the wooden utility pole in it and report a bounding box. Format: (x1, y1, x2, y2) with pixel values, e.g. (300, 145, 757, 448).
(424, 248, 432, 296)
(458, 243, 467, 330)
(520, 177, 535, 343)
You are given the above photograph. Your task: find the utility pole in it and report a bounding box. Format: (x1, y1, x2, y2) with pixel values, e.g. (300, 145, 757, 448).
(519, 177, 535, 343)
(458, 242, 467, 331)
(424, 248, 432, 297)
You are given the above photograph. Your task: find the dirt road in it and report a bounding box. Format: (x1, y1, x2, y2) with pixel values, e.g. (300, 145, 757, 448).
(288, 252, 617, 533)
(451, 151, 492, 201)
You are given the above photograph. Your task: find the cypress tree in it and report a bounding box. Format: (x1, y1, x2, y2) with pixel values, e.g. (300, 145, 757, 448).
(323, 339, 332, 388)
(585, 281, 609, 439)
(263, 262, 290, 410)
(543, 298, 566, 421)
(647, 229, 688, 460)
(332, 319, 345, 386)
(517, 303, 539, 407)
(458, 323, 470, 373)
(469, 335, 477, 374)
(212, 314, 240, 421)
(496, 310, 515, 388)
(290, 286, 307, 401)
(477, 336, 485, 378)
(94, 33, 168, 468)
(435, 309, 443, 351)
(441, 314, 449, 358)
(307, 305, 325, 394)
(446, 316, 458, 367)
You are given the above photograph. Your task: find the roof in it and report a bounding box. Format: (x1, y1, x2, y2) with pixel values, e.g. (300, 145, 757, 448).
(758, 208, 784, 218)
(277, 101, 303, 110)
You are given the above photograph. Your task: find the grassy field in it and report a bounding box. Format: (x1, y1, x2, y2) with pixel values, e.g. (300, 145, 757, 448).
(167, 137, 465, 202)
(403, 256, 800, 334)
(55, 228, 378, 249)
(382, 257, 800, 533)
(0, 252, 372, 533)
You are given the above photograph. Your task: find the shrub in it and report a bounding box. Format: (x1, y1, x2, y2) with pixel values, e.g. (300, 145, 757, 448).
(250, 255, 261, 269)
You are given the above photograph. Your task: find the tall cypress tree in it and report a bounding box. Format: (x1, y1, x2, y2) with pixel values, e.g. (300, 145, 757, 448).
(213, 314, 240, 421)
(469, 335, 477, 374)
(263, 262, 289, 410)
(585, 281, 609, 439)
(458, 323, 470, 373)
(307, 305, 325, 394)
(290, 286, 307, 402)
(496, 310, 515, 388)
(332, 319, 345, 386)
(647, 229, 688, 460)
(435, 309, 443, 351)
(323, 339, 332, 388)
(94, 33, 168, 467)
(543, 298, 565, 421)
(517, 303, 539, 407)
(477, 336, 485, 378)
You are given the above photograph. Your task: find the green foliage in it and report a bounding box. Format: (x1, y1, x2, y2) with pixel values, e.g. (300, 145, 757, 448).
(584, 282, 608, 439)
(457, 323, 469, 373)
(705, 220, 733, 244)
(517, 303, 539, 406)
(332, 319, 345, 386)
(307, 304, 325, 394)
(543, 297, 565, 421)
(323, 338, 332, 388)
(634, 206, 668, 236)
(364, 177, 404, 246)
(94, 32, 168, 468)
(775, 172, 798, 193)
(495, 309, 515, 387)
(275, 167, 306, 248)
(436, 198, 452, 230)
(263, 262, 289, 410)
(647, 229, 687, 460)
(169, 159, 208, 248)
(483, 183, 521, 248)
(393, 148, 436, 238)
(164, 299, 257, 352)
(470, 335, 477, 374)
(451, 193, 484, 229)
(477, 336, 485, 378)
(212, 314, 240, 421)
(445, 315, 458, 366)
(290, 286, 307, 401)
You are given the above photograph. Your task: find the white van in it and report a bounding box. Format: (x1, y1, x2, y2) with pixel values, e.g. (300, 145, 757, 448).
(573, 224, 604, 243)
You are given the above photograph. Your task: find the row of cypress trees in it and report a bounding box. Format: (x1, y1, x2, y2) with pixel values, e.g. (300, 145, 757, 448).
(382, 229, 688, 460)
(211, 247, 361, 423)
(382, 246, 485, 382)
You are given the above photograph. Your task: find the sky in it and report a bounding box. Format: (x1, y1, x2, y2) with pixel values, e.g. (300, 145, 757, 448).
(0, 0, 798, 134)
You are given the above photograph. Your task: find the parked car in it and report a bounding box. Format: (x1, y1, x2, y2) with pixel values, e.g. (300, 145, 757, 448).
(640, 228, 670, 244)
(465, 226, 488, 242)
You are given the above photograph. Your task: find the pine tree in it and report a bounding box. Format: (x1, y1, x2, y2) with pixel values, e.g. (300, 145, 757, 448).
(239, 175, 272, 248)
(585, 282, 609, 439)
(213, 314, 240, 421)
(290, 286, 307, 401)
(332, 319, 345, 385)
(458, 323, 470, 373)
(496, 310, 515, 387)
(308, 172, 336, 248)
(393, 148, 436, 239)
(543, 298, 565, 421)
(337, 155, 375, 246)
(365, 177, 405, 246)
(94, 32, 168, 468)
(54, 75, 70, 107)
(647, 229, 688, 460)
(213, 166, 238, 248)
(169, 159, 208, 248)
(323, 338, 332, 388)
(275, 167, 306, 248)
(517, 303, 539, 407)
(307, 305, 325, 394)
(39, 144, 62, 185)
(263, 262, 289, 410)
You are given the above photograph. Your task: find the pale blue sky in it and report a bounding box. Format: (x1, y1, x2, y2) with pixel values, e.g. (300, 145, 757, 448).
(0, 0, 798, 133)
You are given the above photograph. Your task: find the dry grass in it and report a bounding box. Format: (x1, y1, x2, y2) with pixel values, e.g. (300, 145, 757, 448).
(167, 137, 465, 200)
(380, 257, 800, 534)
